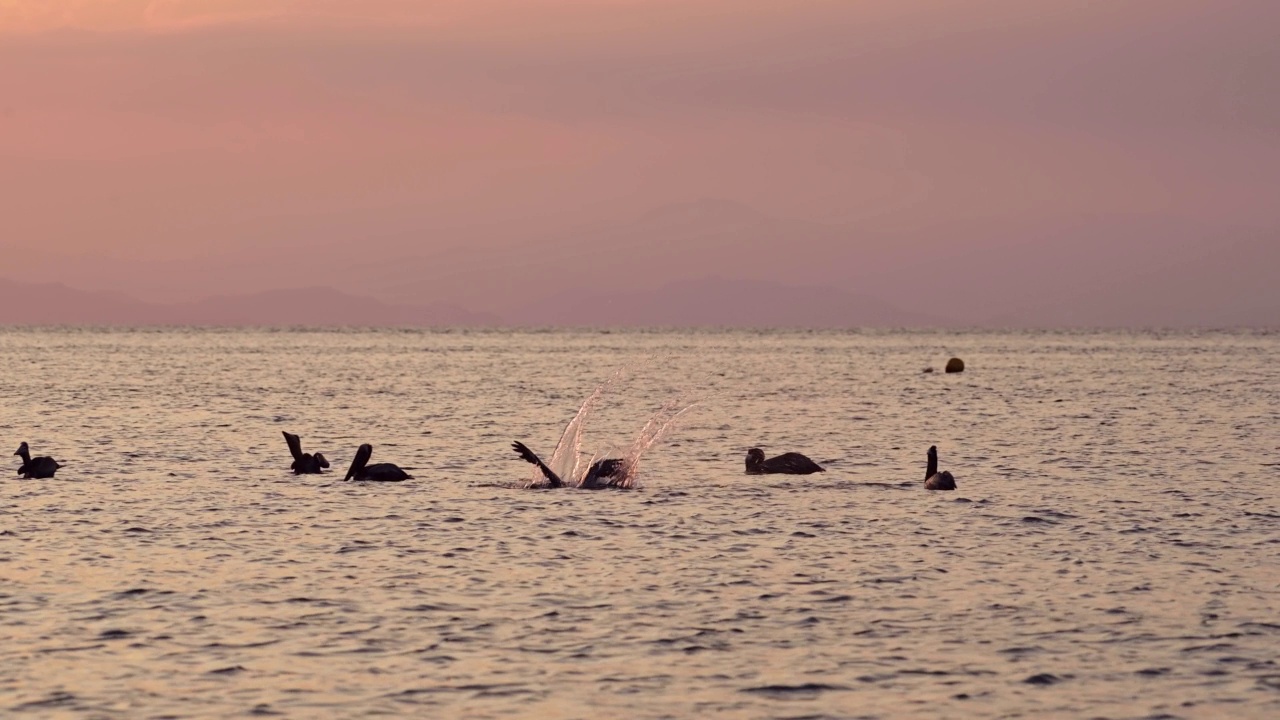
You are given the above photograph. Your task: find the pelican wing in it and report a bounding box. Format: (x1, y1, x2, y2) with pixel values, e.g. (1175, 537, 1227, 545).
(511, 441, 563, 488)
(769, 452, 825, 474)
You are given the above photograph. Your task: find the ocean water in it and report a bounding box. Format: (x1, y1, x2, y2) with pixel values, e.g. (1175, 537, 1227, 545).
(1, 327, 1277, 719)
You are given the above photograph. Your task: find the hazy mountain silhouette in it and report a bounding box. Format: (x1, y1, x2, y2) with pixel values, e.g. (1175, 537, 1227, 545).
(3, 201, 1276, 328)
(507, 277, 953, 328)
(368, 200, 1279, 328)
(0, 282, 497, 327)
(0, 277, 944, 328)
(376, 199, 900, 314)
(0, 282, 163, 325)
(982, 231, 1279, 328)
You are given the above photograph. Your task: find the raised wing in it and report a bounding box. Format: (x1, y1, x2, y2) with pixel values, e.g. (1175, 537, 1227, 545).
(511, 441, 563, 488)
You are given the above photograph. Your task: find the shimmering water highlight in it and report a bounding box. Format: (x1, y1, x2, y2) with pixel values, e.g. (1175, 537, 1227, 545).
(1, 328, 1277, 719)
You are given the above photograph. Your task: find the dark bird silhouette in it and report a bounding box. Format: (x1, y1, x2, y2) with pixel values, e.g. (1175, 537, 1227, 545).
(511, 441, 629, 489)
(744, 448, 824, 475)
(343, 444, 412, 482)
(282, 431, 329, 474)
(924, 445, 956, 490)
(14, 442, 61, 479)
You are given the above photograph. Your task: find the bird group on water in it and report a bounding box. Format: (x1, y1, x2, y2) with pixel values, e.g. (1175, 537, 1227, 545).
(282, 432, 411, 481)
(13, 354, 965, 490)
(11, 437, 959, 491)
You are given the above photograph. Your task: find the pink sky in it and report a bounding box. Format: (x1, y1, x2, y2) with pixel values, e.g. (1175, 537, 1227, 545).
(1, 0, 1277, 326)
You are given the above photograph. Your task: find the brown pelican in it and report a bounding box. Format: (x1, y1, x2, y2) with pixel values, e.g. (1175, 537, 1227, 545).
(511, 441, 628, 489)
(744, 448, 824, 475)
(344, 444, 412, 482)
(924, 445, 956, 490)
(282, 431, 329, 474)
(14, 442, 61, 479)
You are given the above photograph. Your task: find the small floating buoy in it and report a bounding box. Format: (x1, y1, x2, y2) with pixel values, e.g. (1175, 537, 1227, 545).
(945, 357, 965, 373)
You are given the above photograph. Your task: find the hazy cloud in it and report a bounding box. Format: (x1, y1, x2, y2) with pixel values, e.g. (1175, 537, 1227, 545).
(0, 1, 1276, 325)
(0, 0, 442, 32)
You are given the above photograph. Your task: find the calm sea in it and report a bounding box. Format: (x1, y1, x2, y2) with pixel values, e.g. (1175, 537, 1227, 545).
(1, 328, 1277, 719)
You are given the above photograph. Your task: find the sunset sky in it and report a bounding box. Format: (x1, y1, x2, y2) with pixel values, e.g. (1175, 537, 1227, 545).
(1, 0, 1276, 326)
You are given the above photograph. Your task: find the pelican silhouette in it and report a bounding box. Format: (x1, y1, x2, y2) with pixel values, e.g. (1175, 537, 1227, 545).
(14, 442, 61, 479)
(924, 445, 956, 490)
(282, 431, 329, 474)
(344, 444, 412, 482)
(744, 448, 824, 475)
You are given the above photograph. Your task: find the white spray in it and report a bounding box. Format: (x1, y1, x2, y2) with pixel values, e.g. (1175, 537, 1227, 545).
(529, 362, 700, 489)
(533, 369, 625, 487)
(612, 395, 701, 489)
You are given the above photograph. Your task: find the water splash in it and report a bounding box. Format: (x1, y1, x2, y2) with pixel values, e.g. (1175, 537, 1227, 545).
(532, 368, 626, 487)
(529, 362, 699, 489)
(615, 395, 700, 488)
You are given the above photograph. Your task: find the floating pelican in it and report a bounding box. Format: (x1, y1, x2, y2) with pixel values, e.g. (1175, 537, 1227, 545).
(924, 445, 956, 490)
(282, 431, 329, 474)
(744, 448, 824, 475)
(344, 444, 412, 482)
(14, 442, 61, 479)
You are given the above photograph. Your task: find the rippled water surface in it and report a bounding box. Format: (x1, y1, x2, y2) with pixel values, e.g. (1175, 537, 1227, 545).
(2, 328, 1278, 719)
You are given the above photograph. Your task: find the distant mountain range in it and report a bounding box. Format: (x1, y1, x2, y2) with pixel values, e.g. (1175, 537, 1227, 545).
(0, 282, 497, 327)
(3, 202, 1278, 329)
(0, 278, 951, 328)
(505, 277, 952, 327)
(4, 198, 1277, 328)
